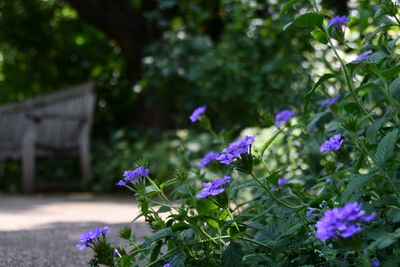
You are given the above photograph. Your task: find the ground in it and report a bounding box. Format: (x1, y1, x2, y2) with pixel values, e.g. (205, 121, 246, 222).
(0, 194, 151, 267)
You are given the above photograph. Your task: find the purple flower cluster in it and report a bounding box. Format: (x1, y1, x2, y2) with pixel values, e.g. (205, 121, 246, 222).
(278, 178, 288, 187)
(164, 264, 172, 267)
(327, 16, 350, 29)
(116, 166, 150, 186)
(320, 134, 344, 152)
(198, 152, 220, 168)
(315, 202, 376, 240)
(217, 136, 255, 164)
(275, 109, 295, 127)
(196, 176, 231, 198)
(190, 106, 206, 122)
(356, 50, 373, 61)
(321, 95, 340, 107)
(76, 226, 110, 250)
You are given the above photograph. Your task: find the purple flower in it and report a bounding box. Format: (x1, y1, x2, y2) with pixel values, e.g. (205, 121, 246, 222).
(217, 136, 255, 164)
(325, 178, 332, 183)
(320, 134, 344, 152)
(76, 226, 110, 250)
(275, 109, 295, 126)
(190, 106, 206, 122)
(307, 207, 317, 217)
(356, 50, 373, 61)
(278, 178, 288, 187)
(164, 264, 172, 267)
(371, 257, 380, 267)
(198, 152, 220, 168)
(321, 95, 340, 107)
(327, 16, 350, 29)
(196, 176, 231, 199)
(321, 200, 328, 207)
(270, 186, 277, 192)
(116, 166, 150, 186)
(315, 202, 376, 240)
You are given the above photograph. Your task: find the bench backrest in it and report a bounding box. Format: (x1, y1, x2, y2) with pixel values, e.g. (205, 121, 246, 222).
(0, 81, 96, 150)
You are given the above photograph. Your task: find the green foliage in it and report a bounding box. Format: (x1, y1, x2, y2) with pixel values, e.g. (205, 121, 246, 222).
(79, 1, 400, 266)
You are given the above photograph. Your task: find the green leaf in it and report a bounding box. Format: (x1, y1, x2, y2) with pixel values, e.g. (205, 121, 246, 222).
(366, 229, 400, 251)
(222, 242, 243, 267)
(304, 74, 336, 108)
(283, 13, 324, 30)
(366, 112, 392, 144)
(375, 129, 398, 165)
(341, 174, 372, 202)
(260, 128, 284, 157)
(143, 228, 175, 247)
(312, 30, 328, 44)
(279, 0, 302, 18)
(363, 24, 393, 44)
(168, 250, 187, 267)
(354, 82, 380, 94)
(390, 77, 400, 94)
(357, 51, 386, 64)
(381, 65, 400, 79)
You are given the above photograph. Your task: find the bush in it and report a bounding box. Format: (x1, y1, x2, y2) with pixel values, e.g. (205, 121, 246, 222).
(78, 1, 400, 266)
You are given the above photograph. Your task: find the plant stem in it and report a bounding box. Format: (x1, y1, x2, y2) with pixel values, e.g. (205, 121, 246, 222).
(324, 30, 374, 123)
(249, 173, 303, 209)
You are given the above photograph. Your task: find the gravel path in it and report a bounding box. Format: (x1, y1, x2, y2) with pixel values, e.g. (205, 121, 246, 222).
(0, 194, 151, 267)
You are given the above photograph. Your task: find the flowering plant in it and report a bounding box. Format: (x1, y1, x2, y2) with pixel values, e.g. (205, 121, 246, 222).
(80, 1, 400, 266)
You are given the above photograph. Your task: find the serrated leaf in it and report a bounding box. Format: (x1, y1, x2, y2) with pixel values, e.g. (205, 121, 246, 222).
(375, 129, 398, 165)
(357, 51, 386, 64)
(222, 242, 243, 267)
(279, 0, 302, 18)
(168, 250, 186, 267)
(341, 174, 372, 202)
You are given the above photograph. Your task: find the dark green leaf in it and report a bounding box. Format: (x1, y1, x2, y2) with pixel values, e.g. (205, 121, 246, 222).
(143, 228, 175, 247)
(381, 65, 400, 79)
(222, 242, 244, 267)
(168, 250, 187, 267)
(341, 174, 372, 202)
(283, 13, 324, 30)
(375, 129, 398, 165)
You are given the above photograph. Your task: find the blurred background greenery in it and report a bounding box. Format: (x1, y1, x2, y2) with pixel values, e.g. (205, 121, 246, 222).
(0, 0, 378, 192)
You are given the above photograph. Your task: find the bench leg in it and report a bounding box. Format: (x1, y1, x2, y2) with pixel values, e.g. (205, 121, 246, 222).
(80, 136, 91, 186)
(22, 131, 36, 193)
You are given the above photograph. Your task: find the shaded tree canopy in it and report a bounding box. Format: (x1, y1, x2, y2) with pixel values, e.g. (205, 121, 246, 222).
(0, 0, 360, 135)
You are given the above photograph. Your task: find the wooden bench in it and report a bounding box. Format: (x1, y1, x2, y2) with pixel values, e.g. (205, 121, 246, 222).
(0, 81, 96, 193)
